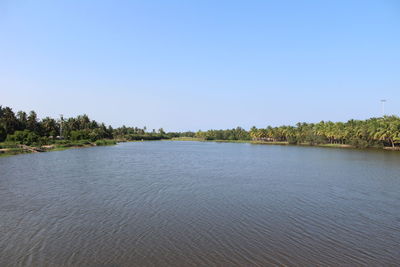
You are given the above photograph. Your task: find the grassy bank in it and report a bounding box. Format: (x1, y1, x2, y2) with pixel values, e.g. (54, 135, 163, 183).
(0, 139, 117, 157)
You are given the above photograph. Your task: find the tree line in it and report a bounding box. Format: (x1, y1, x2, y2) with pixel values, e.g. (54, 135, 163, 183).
(1, 105, 399, 149)
(195, 127, 251, 141)
(195, 116, 400, 149)
(0, 106, 176, 146)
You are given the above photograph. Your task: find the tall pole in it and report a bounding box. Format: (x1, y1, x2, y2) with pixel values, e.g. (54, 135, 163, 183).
(381, 100, 386, 116)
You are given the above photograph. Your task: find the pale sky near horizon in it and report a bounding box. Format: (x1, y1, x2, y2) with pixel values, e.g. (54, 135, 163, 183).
(1, 0, 399, 131)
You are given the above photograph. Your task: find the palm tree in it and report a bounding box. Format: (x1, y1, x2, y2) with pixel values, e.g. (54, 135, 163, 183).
(374, 116, 400, 148)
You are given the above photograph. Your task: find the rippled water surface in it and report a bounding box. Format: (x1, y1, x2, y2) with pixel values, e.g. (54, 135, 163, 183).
(1, 141, 400, 266)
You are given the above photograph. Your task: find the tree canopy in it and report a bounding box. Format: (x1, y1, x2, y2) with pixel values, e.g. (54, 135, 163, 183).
(0, 106, 175, 145)
(195, 117, 400, 149)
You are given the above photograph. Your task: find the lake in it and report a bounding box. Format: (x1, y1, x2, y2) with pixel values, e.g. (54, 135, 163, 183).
(1, 141, 399, 266)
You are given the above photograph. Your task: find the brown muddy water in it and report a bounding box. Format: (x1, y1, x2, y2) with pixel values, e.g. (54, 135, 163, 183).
(0, 141, 399, 266)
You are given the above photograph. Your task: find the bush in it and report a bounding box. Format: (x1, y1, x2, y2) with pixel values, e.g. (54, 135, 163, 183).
(95, 139, 116, 146)
(89, 129, 102, 142)
(304, 134, 327, 145)
(287, 136, 298, 145)
(348, 138, 369, 149)
(69, 130, 90, 141)
(6, 130, 39, 145)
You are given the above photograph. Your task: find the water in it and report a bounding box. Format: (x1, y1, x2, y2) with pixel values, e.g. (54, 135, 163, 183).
(1, 141, 399, 266)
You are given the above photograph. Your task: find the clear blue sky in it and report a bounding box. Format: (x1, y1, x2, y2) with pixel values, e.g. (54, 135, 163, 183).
(1, 0, 399, 131)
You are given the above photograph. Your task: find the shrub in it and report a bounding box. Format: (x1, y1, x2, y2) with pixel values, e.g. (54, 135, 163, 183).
(95, 139, 116, 146)
(348, 138, 369, 149)
(6, 130, 39, 145)
(287, 136, 298, 145)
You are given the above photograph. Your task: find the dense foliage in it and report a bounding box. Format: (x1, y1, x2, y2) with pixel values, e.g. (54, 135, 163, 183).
(195, 117, 400, 148)
(0, 106, 173, 146)
(195, 127, 251, 141)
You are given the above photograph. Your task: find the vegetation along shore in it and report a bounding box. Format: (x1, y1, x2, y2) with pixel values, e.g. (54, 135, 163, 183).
(1, 105, 399, 157)
(193, 116, 400, 150)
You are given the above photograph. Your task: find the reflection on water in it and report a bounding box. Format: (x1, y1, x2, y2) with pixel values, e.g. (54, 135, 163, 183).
(0, 141, 399, 266)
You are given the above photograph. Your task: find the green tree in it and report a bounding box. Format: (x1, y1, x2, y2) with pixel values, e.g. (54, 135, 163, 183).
(27, 111, 39, 132)
(1, 107, 18, 135)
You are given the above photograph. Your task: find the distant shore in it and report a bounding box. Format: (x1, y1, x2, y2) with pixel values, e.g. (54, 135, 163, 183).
(170, 137, 400, 151)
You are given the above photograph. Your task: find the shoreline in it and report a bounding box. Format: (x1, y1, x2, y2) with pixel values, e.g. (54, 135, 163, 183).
(0, 139, 171, 158)
(170, 137, 400, 152)
(0, 139, 117, 158)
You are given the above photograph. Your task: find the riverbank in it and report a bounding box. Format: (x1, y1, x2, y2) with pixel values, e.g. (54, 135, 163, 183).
(0, 138, 178, 158)
(171, 137, 400, 151)
(0, 139, 117, 157)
